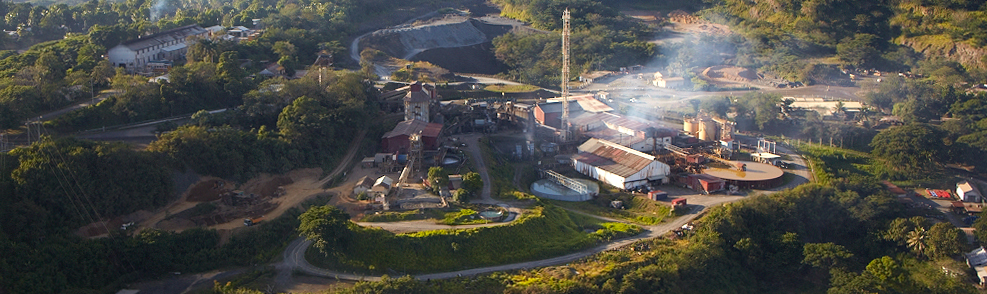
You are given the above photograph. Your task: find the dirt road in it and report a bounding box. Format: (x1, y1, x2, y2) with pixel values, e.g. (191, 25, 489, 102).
(278, 135, 817, 283)
(318, 128, 368, 186)
(461, 134, 493, 203)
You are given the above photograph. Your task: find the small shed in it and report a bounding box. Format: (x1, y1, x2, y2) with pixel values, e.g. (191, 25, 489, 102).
(449, 174, 463, 190)
(672, 198, 687, 207)
(952, 201, 967, 214)
(361, 157, 376, 168)
(751, 152, 782, 166)
(958, 181, 983, 203)
(687, 174, 725, 194)
(371, 176, 394, 196)
(648, 190, 668, 200)
(353, 176, 375, 195)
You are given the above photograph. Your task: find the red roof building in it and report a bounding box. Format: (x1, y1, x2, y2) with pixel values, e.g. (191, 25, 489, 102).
(381, 119, 442, 153)
(687, 174, 724, 194)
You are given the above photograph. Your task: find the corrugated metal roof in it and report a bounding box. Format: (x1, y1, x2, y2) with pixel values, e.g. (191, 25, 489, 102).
(545, 94, 612, 113)
(374, 176, 393, 190)
(569, 112, 612, 126)
(382, 119, 442, 138)
(355, 176, 375, 189)
(121, 25, 206, 51)
(405, 91, 430, 102)
(536, 101, 583, 114)
(584, 128, 647, 146)
(575, 138, 657, 178)
(603, 114, 650, 132)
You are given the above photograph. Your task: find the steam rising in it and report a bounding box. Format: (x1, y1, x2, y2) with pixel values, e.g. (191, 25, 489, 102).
(150, 0, 168, 21)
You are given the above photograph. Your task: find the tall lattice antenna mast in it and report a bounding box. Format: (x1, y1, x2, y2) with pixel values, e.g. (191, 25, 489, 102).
(561, 8, 571, 142)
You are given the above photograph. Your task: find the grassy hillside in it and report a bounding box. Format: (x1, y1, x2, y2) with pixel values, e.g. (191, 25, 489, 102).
(306, 204, 642, 274)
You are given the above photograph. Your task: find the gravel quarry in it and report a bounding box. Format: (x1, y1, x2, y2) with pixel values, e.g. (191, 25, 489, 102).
(353, 11, 538, 76)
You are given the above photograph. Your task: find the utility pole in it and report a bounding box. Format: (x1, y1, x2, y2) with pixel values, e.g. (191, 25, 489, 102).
(560, 8, 571, 142)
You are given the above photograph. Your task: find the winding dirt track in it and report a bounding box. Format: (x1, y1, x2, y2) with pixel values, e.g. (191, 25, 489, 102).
(275, 137, 815, 286)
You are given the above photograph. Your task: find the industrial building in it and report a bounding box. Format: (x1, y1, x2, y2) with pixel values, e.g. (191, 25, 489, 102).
(786, 97, 863, 119)
(378, 81, 441, 122)
(570, 112, 676, 152)
(107, 25, 209, 74)
(966, 246, 987, 286)
(572, 138, 671, 190)
(534, 94, 613, 129)
(381, 119, 442, 153)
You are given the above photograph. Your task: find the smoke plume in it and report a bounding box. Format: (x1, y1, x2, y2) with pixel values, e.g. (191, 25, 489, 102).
(150, 0, 168, 21)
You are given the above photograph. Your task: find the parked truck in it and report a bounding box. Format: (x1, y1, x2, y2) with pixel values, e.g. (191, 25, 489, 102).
(243, 217, 264, 226)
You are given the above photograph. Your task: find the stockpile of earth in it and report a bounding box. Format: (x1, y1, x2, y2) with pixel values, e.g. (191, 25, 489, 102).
(362, 16, 518, 75)
(364, 16, 488, 59)
(411, 42, 505, 74)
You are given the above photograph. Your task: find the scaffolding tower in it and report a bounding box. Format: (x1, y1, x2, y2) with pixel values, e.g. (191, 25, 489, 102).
(409, 132, 423, 173)
(560, 8, 571, 142)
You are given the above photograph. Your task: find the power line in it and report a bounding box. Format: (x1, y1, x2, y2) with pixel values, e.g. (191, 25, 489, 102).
(32, 130, 137, 271)
(36, 126, 137, 272)
(31, 137, 95, 234)
(38, 125, 112, 234)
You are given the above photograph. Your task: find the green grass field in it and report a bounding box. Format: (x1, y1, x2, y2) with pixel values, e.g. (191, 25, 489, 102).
(307, 204, 641, 274)
(484, 84, 541, 93)
(547, 195, 672, 225)
(359, 209, 446, 222)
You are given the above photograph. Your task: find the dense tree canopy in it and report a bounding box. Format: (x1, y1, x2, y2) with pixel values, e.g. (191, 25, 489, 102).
(298, 205, 353, 255)
(870, 123, 946, 174)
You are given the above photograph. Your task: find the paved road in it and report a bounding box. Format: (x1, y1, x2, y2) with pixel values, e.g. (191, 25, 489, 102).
(277, 133, 814, 286)
(274, 128, 368, 289)
(773, 143, 814, 190)
(281, 203, 713, 283)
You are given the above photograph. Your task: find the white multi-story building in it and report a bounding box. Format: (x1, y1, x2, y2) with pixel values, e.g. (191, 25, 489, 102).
(107, 25, 208, 73)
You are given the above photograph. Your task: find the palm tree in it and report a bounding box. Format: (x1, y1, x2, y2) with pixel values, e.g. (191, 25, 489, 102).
(832, 101, 847, 119)
(906, 227, 928, 257)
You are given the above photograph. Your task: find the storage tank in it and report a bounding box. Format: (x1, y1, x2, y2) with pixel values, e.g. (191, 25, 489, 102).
(701, 119, 718, 141)
(683, 119, 698, 135)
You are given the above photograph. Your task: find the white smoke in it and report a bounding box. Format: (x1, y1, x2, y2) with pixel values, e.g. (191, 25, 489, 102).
(150, 0, 168, 21)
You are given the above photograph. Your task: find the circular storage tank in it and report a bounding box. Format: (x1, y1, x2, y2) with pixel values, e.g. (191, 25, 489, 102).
(701, 120, 718, 141)
(684, 120, 697, 135)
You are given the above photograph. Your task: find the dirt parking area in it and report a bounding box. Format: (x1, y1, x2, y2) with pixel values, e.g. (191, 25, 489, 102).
(126, 168, 330, 234)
